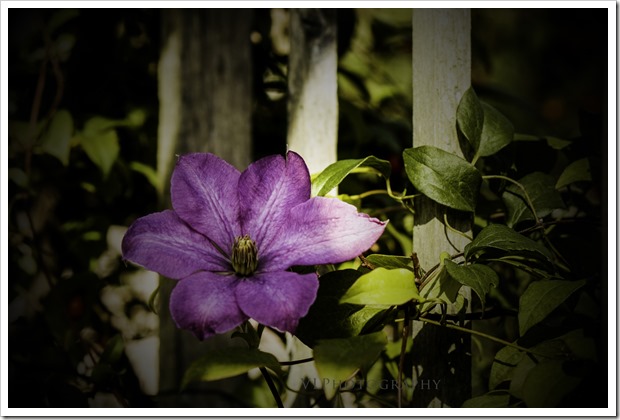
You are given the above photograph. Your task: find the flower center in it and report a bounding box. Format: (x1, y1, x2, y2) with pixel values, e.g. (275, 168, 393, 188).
(231, 234, 258, 276)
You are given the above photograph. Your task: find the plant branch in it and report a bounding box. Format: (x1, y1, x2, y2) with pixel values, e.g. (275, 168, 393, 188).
(397, 305, 410, 408)
(419, 317, 560, 359)
(279, 357, 313, 366)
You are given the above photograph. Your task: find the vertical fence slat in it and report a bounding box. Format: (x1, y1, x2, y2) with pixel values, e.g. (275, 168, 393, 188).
(156, 9, 253, 407)
(410, 9, 472, 408)
(288, 9, 338, 176)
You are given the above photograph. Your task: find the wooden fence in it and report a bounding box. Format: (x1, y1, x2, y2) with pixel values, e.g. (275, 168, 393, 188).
(154, 8, 472, 408)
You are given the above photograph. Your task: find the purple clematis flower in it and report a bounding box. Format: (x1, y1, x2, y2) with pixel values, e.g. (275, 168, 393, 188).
(122, 151, 386, 340)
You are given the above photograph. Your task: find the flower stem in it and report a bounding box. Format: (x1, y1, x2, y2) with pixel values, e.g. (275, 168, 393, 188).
(259, 367, 284, 408)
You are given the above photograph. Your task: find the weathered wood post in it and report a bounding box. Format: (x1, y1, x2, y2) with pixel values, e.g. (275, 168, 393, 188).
(156, 9, 254, 406)
(410, 9, 472, 407)
(287, 9, 338, 176)
(284, 8, 339, 406)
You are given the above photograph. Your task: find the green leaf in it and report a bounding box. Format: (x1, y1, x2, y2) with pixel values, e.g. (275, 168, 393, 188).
(478, 102, 514, 157)
(313, 331, 387, 400)
(555, 158, 592, 189)
(502, 172, 564, 227)
(340, 267, 421, 306)
(419, 266, 464, 312)
(456, 86, 484, 152)
(521, 360, 582, 407)
(444, 260, 499, 311)
(489, 345, 524, 390)
(181, 347, 282, 389)
(560, 329, 598, 362)
(311, 156, 391, 197)
(78, 117, 120, 177)
(296, 270, 387, 348)
(40, 109, 73, 165)
(364, 254, 413, 271)
(518, 279, 586, 336)
(462, 391, 511, 408)
(403, 146, 481, 212)
(464, 224, 553, 263)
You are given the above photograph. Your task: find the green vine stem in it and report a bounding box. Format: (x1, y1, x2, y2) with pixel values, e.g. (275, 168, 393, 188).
(483, 175, 538, 223)
(443, 212, 473, 241)
(279, 357, 314, 366)
(397, 306, 411, 408)
(259, 367, 284, 408)
(419, 317, 561, 360)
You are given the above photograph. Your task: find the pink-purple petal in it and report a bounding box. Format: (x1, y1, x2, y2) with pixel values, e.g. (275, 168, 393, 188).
(238, 151, 310, 256)
(235, 271, 319, 333)
(171, 153, 241, 254)
(262, 197, 387, 270)
(169, 272, 248, 340)
(122, 210, 230, 279)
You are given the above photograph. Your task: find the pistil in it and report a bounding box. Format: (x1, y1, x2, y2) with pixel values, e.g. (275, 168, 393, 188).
(231, 234, 258, 276)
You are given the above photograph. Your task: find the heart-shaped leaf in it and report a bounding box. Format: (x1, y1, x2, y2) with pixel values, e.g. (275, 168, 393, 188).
(464, 224, 553, 263)
(518, 279, 586, 336)
(444, 260, 499, 310)
(403, 146, 481, 212)
(555, 158, 592, 189)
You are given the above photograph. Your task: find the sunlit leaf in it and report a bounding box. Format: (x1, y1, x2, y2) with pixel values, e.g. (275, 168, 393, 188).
(340, 267, 420, 306)
(296, 270, 387, 348)
(40, 110, 73, 165)
(181, 347, 282, 389)
(464, 224, 553, 263)
(518, 279, 586, 336)
(403, 146, 481, 212)
(311, 156, 391, 196)
(555, 158, 591, 189)
(444, 260, 499, 310)
(313, 331, 387, 400)
(502, 172, 564, 227)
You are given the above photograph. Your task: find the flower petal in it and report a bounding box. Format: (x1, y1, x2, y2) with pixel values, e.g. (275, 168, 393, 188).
(236, 271, 319, 333)
(262, 197, 387, 270)
(169, 272, 247, 340)
(171, 153, 241, 254)
(122, 210, 229, 279)
(238, 151, 310, 257)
